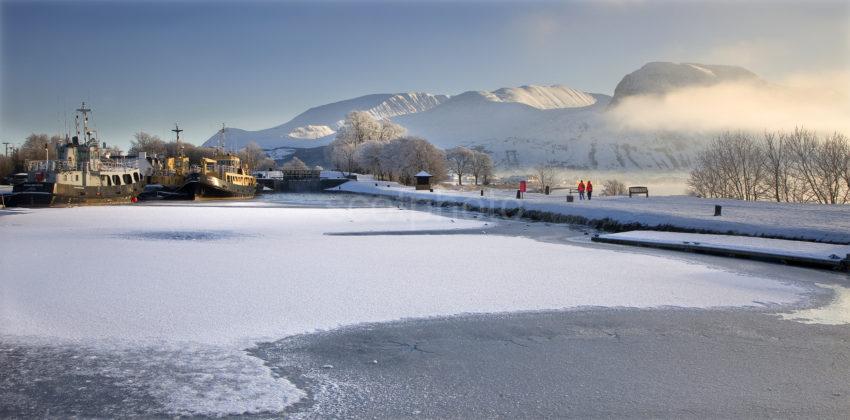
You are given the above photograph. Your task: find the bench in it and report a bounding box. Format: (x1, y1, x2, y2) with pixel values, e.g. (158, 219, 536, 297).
(629, 186, 649, 197)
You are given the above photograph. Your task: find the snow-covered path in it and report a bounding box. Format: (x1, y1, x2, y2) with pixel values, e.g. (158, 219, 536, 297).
(338, 180, 850, 243)
(0, 203, 811, 415)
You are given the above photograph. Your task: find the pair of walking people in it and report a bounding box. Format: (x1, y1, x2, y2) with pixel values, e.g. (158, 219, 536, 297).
(577, 180, 593, 200)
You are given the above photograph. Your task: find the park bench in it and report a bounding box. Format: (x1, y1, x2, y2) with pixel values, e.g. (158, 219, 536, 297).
(629, 186, 649, 197)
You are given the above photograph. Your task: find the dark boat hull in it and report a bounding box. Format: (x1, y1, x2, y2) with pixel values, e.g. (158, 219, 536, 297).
(179, 174, 255, 200)
(5, 181, 142, 207)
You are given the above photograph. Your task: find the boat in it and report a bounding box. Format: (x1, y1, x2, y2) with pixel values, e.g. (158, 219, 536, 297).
(177, 124, 256, 200)
(4, 103, 144, 207)
(137, 124, 193, 200)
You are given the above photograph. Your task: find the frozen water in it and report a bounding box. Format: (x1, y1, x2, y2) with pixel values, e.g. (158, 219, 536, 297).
(0, 199, 811, 415)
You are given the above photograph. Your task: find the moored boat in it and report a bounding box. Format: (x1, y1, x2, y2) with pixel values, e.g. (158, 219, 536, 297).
(5, 103, 144, 207)
(177, 125, 256, 200)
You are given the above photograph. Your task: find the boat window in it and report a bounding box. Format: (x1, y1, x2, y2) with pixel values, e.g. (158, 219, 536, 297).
(123, 174, 132, 184)
(75, 174, 79, 181)
(113, 175, 121, 185)
(133, 172, 140, 182)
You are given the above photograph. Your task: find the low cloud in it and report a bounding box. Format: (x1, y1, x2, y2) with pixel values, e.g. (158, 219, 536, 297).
(607, 71, 850, 134)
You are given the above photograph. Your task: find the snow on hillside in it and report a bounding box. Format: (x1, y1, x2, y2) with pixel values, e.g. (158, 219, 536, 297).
(203, 92, 446, 149)
(288, 124, 335, 139)
(491, 85, 597, 109)
(367, 92, 449, 120)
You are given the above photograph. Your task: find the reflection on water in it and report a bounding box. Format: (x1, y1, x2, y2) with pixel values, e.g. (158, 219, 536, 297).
(781, 283, 850, 325)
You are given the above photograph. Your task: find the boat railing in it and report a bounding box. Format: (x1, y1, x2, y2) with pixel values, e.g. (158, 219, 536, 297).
(25, 159, 139, 173)
(26, 160, 82, 172)
(97, 159, 139, 171)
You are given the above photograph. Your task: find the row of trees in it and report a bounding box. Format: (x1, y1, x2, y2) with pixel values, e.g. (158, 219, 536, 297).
(129, 132, 275, 171)
(446, 146, 494, 185)
(689, 128, 850, 204)
(328, 111, 495, 186)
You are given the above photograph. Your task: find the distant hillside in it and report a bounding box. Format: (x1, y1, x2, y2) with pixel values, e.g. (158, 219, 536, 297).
(203, 63, 769, 170)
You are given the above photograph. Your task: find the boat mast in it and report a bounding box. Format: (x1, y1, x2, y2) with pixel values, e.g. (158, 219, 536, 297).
(172, 123, 184, 156)
(76, 102, 92, 145)
(218, 123, 226, 153)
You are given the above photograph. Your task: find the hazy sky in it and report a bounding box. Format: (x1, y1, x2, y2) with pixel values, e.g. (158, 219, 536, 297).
(2, 0, 848, 149)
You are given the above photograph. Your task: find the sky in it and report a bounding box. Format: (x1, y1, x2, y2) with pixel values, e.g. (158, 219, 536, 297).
(1, 0, 848, 149)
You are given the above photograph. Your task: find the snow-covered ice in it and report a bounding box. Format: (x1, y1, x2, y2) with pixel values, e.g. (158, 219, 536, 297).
(0, 203, 812, 414)
(338, 180, 850, 243)
(0, 205, 808, 343)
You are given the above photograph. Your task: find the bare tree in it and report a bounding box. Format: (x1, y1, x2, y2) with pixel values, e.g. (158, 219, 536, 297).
(469, 150, 494, 186)
(533, 163, 557, 192)
(602, 179, 628, 196)
(688, 132, 766, 200)
(446, 146, 474, 185)
(238, 142, 269, 172)
(129, 132, 166, 156)
(690, 128, 850, 204)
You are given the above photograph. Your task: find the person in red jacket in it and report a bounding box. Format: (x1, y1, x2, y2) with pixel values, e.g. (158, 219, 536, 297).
(586, 180, 593, 200)
(578, 180, 586, 200)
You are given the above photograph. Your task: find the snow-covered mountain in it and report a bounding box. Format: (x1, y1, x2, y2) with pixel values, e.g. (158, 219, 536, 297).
(204, 63, 765, 170)
(203, 92, 447, 150)
(611, 62, 759, 104)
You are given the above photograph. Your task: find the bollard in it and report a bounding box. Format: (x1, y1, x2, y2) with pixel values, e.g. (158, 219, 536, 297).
(429, 189, 433, 192)
(375, 183, 378, 186)
(480, 190, 484, 196)
(566, 195, 574, 203)
(544, 186, 550, 195)
(516, 190, 522, 199)
(714, 205, 722, 216)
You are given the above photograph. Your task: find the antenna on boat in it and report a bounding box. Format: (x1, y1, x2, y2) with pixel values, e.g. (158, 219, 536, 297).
(218, 123, 226, 152)
(76, 102, 92, 144)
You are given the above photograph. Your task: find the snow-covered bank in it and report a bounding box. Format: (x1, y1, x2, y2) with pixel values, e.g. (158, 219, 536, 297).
(595, 231, 850, 268)
(0, 203, 813, 415)
(336, 180, 850, 243)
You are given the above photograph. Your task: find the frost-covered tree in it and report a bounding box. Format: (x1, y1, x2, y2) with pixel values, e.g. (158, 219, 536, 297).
(328, 111, 407, 175)
(446, 146, 474, 185)
(282, 156, 308, 170)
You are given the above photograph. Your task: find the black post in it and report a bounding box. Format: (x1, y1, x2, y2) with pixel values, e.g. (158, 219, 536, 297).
(480, 190, 484, 196)
(544, 185, 550, 195)
(714, 205, 722, 216)
(516, 190, 522, 199)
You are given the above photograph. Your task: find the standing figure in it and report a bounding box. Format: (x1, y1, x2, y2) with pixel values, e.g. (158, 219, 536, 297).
(578, 180, 586, 200)
(586, 180, 593, 200)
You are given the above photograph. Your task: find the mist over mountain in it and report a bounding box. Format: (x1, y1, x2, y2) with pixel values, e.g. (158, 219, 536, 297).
(205, 62, 776, 170)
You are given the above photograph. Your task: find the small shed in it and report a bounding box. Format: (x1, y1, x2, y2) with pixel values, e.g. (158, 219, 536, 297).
(414, 171, 432, 190)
